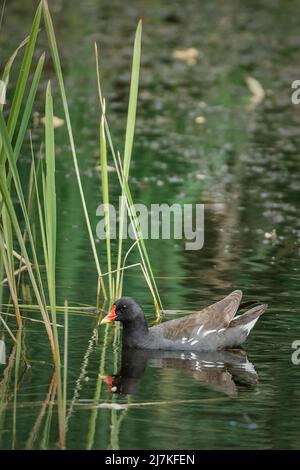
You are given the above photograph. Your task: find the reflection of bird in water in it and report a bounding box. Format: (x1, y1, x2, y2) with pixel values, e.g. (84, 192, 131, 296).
(102, 347, 258, 397)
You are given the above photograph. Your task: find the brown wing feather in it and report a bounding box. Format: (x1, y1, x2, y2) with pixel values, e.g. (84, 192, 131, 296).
(160, 290, 243, 341)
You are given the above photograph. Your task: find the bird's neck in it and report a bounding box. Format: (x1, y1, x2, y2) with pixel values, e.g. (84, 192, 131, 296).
(122, 316, 149, 348)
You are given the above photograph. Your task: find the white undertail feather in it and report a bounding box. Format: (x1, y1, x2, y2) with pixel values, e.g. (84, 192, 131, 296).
(243, 318, 259, 335)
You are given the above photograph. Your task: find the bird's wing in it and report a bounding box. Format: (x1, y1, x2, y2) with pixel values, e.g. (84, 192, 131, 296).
(159, 290, 243, 341)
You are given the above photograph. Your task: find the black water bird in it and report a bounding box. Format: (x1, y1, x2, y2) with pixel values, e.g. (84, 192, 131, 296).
(100, 290, 267, 351)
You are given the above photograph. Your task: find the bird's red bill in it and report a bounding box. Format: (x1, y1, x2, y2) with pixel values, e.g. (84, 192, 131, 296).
(100, 305, 117, 324)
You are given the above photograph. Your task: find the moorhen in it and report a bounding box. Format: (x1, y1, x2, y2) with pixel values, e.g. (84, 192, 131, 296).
(102, 347, 258, 396)
(100, 290, 267, 351)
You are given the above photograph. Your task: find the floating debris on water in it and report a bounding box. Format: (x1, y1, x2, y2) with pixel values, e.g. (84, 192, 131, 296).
(40, 114, 65, 128)
(195, 116, 206, 124)
(246, 76, 265, 110)
(172, 47, 200, 65)
(264, 229, 277, 241)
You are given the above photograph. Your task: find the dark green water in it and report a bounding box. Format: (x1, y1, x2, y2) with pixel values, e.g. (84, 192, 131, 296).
(0, 0, 300, 449)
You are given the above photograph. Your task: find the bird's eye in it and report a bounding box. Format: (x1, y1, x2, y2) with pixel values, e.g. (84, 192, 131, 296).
(116, 305, 126, 313)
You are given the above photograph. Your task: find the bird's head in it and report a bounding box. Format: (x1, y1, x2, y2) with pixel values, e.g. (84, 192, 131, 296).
(100, 297, 145, 326)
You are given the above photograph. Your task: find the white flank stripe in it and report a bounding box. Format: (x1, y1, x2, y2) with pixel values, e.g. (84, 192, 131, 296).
(202, 329, 216, 337)
(197, 325, 204, 335)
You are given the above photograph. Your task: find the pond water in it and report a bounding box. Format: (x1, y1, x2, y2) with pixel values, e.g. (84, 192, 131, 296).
(0, 0, 300, 450)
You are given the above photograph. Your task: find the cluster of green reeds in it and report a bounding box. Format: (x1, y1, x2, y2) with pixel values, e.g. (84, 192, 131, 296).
(0, 0, 161, 448)
(94, 31, 162, 311)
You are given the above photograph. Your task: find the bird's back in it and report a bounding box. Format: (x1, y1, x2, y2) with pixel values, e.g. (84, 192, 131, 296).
(148, 290, 267, 351)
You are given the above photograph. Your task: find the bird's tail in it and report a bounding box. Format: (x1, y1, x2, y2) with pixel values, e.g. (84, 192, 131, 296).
(229, 304, 268, 333)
